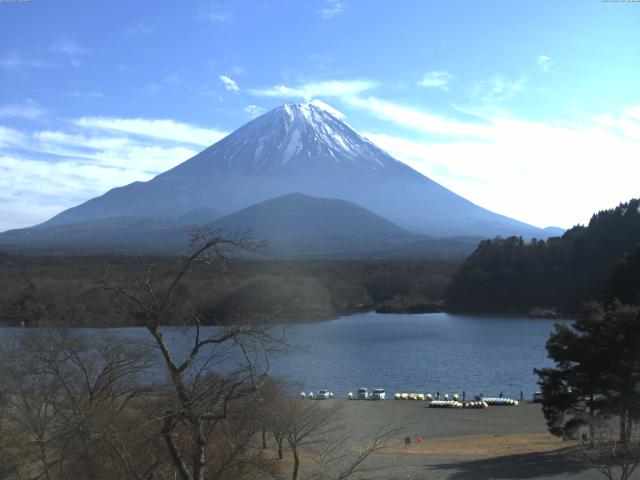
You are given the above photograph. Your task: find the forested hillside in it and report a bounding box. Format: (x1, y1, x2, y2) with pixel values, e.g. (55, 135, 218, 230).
(0, 255, 455, 327)
(446, 198, 640, 313)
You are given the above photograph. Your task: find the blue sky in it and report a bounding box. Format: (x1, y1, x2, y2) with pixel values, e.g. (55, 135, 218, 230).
(1, 0, 640, 231)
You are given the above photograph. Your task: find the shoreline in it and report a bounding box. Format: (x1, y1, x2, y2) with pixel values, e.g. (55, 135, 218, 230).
(0, 307, 568, 330)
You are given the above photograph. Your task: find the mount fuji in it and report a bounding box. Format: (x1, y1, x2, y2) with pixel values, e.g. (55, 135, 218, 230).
(0, 103, 561, 255)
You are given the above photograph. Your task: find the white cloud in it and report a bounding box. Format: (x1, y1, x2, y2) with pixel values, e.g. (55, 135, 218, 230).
(0, 116, 229, 230)
(69, 91, 104, 102)
(363, 106, 640, 229)
(198, 5, 232, 24)
(418, 70, 452, 89)
(219, 74, 239, 93)
(73, 117, 227, 146)
(50, 40, 89, 57)
(470, 74, 526, 103)
(249, 79, 376, 100)
(310, 99, 346, 120)
(125, 22, 153, 36)
(318, 0, 345, 19)
(0, 100, 45, 119)
(250, 85, 306, 98)
(347, 95, 492, 139)
(0, 53, 50, 69)
(31, 130, 199, 173)
(0, 126, 28, 149)
(142, 83, 161, 95)
(244, 105, 266, 118)
(622, 105, 640, 120)
(593, 114, 640, 142)
(0, 154, 147, 230)
(537, 55, 552, 72)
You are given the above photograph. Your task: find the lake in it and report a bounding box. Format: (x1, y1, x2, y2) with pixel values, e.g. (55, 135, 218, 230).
(0, 312, 562, 400)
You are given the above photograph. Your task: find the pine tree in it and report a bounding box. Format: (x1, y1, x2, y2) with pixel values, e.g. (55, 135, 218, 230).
(535, 302, 640, 444)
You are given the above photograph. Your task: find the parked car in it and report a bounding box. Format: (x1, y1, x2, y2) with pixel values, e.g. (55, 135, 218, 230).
(357, 388, 369, 400)
(371, 389, 386, 400)
(532, 392, 544, 403)
(316, 389, 333, 400)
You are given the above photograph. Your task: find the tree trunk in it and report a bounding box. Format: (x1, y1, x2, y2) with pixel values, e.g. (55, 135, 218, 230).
(291, 447, 300, 480)
(278, 438, 283, 460)
(192, 420, 206, 480)
(620, 410, 628, 445)
(589, 395, 595, 444)
(37, 438, 53, 480)
(262, 426, 267, 449)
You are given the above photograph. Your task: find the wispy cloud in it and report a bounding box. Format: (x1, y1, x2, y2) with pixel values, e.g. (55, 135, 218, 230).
(418, 70, 452, 89)
(0, 100, 45, 119)
(0, 116, 229, 230)
(0, 53, 51, 70)
(198, 4, 232, 24)
(0, 154, 154, 230)
(363, 104, 640, 228)
(249, 79, 376, 100)
(537, 55, 552, 72)
(50, 40, 90, 57)
(318, 0, 345, 19)
(142, 83, 161, 95)
(470, 74, 526, 103)
(310, 99, 346, 120)
(347, 96, 491, 139)
(243, 105, 265, 118)
(125, 22, 153, 36)
(0, 126, 28, 150)
(593, 110, 640, 142)
(73, 116, 226, 146)
(623, 105, 640, 119)
(219, 74, 240, 93)
(69, 91, 104, 102)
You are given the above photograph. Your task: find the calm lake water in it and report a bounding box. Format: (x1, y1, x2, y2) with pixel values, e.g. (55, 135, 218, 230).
(0, 312, 562, 399)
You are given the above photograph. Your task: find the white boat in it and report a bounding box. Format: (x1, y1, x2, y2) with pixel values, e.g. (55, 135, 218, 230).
(428, 400, 463, 409)
(482, 397, 518, 406)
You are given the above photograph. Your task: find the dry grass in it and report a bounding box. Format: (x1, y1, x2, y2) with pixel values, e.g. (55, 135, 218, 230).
(381, 432, 567, 460)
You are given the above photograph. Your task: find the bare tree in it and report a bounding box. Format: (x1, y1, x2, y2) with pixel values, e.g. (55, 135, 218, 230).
(576, 417, 640, 480)
(107, 228, 283, 480)
(0, 329, 160, 480)
(265, 395, 406, 480)
(280, 399, 341, 480)
(0, 389, 18, 479)
(307, 424, 405, 480)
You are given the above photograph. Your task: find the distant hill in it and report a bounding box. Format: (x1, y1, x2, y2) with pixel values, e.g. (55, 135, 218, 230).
(0, 193, 481, 259)
(446, 198, 640, 313)
(3, 103, 561, 251)
(208, 193, 481, 259)
(213, 192, 409, 238)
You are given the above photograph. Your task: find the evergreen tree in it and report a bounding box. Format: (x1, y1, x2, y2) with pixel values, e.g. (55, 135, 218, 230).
(535, 302, 640, 443)
(607, 244, 640, 305)
(447, 198, 640, 313)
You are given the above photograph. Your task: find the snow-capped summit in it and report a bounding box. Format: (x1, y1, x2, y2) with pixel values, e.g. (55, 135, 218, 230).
(22, 102, 555, 240)
(177, 102, 396, 175)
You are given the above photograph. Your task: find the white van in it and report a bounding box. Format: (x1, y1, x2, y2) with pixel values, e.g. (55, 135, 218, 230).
(357, 388, 369, 400)
(371, 389, 386, 400)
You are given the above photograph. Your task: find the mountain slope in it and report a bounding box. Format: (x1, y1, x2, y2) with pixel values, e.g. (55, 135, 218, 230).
(25, 103, 555, 240)
(0, 193, 480, 259)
